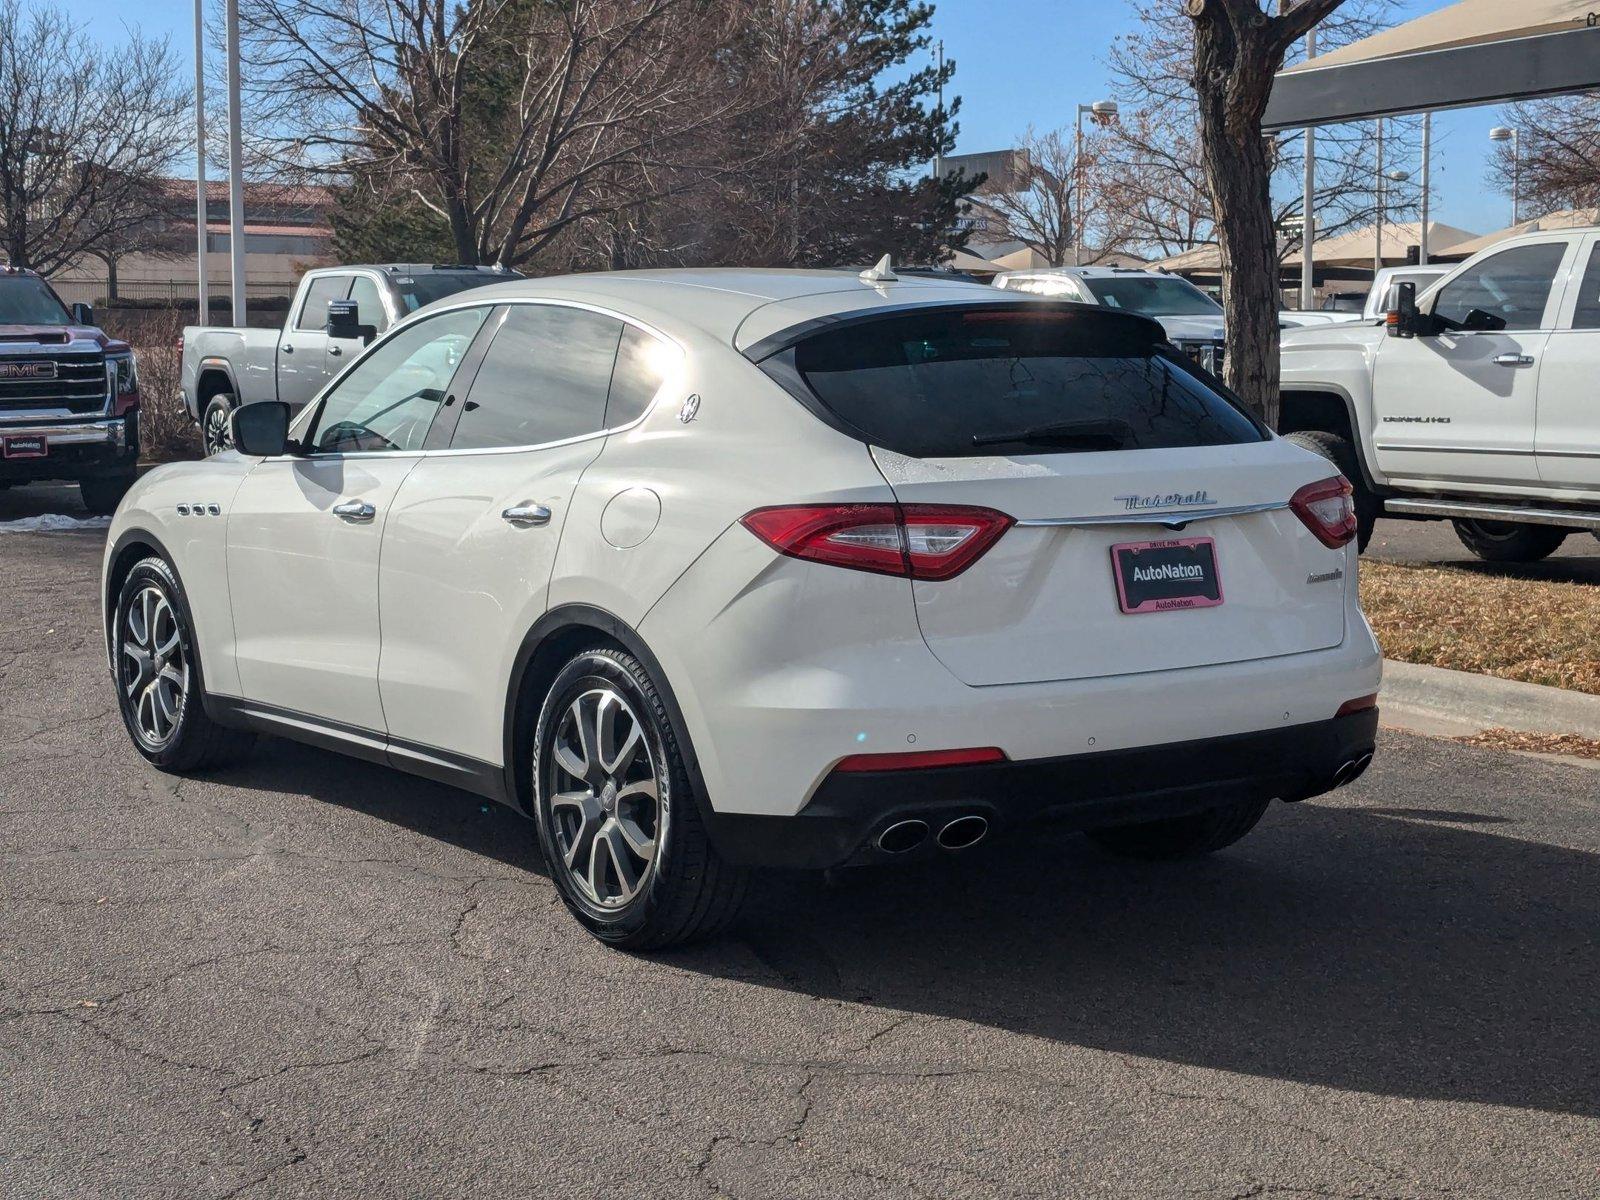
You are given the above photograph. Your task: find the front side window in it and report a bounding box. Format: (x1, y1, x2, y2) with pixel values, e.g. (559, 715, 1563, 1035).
(0, 276, 71, 325)
(306, 307, 488, 453)
(779, 306, 1264, 459)
(1570, 244, 1600, 331)
(296, 275, 350, 332)
(450, 305, 622, 450)
(346, 276, 388, 334)
(1432, 243, 1567, 332)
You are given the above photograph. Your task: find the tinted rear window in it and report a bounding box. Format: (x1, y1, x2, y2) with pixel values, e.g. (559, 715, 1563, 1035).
(395, 272, 517, 313)
(776, 307, 1265, 459)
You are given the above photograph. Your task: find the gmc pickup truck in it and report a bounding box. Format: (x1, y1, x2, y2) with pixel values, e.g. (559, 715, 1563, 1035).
(181, 263, 517, 454)
(1280, 227, 1600, 560)
(0, 267, 140, 514)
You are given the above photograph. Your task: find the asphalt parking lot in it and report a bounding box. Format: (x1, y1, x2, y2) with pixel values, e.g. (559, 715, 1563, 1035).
(2, 492, 1598, 1198)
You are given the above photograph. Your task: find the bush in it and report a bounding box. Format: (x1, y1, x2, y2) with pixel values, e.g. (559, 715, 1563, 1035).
(103, 308, 201, 464)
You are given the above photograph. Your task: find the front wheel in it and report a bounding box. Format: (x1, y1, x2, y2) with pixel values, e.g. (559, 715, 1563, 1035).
(202, 394, 236, 456)
(1451, 519, 1569, 563)
(112, 556, 254, 771)
(531, 647, 747, 950)
(1086, 797, 1271, 861)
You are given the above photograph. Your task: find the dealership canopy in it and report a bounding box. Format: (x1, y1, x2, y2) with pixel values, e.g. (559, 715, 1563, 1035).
(1263, 0, 1600, 131)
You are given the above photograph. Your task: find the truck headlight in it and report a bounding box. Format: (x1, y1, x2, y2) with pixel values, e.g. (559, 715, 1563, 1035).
(107, 352, 139, 415)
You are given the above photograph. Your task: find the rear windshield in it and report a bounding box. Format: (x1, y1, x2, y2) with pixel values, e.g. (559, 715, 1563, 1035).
(395, 272, 516, 313)
(775, 306, 1265, 459)
(1080, 276, 1221, 317)
(0, 275, 72, 325)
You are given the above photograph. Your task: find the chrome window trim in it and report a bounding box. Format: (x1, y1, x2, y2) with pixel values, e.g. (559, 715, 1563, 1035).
(278, 295, 684, 462)
(1015, 500, 1290, 530)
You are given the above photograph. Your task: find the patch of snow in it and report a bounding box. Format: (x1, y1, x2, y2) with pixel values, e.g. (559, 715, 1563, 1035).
(0, 513, 111, 533)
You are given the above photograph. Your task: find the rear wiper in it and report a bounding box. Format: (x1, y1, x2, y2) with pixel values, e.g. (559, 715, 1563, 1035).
(971, 417, 1135, 450)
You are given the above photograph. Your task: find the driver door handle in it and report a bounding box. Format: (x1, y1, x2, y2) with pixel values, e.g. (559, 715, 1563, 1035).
(333, 500, 376, 523)
(1493, 353, 1534, 367)
(329, 345, 342, 357)
(502, 503, 552, 527)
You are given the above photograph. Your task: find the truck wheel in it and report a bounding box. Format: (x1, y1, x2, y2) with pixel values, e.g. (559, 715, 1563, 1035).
(1452, 520, 1569, 563)
(80, 470, 136, 516)
(202, 395, 236, 456)
(1283, 430, 1376, 552)
(1086, 797, 1271, 860)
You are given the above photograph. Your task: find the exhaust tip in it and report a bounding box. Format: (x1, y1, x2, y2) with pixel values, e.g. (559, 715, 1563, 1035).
(877, 819, 930, 854)
(936, 814, 989, 850)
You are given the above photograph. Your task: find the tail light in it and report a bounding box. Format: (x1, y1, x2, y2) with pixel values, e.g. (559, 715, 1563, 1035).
(740, 503, 1013, 581)
(1290, 476, 1357, 548)
(1336, 693, 1378, 716)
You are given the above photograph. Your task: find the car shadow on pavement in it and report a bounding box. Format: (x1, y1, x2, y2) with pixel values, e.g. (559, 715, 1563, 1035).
(207, 737, 1598, 1119)
(690, 803, 1600, 1120)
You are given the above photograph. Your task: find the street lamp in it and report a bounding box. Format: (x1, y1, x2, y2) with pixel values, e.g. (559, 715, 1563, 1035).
(1374, 165, 1410, 270)
(1074, 99, 1119, 265)
(1489, 126, 1520, 224)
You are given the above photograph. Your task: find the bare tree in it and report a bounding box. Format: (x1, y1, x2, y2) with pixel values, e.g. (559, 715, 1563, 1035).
(965, 126, 1128, 266)
(0, 1, 188, 275)
(1487, 93, 1600, 217)
(1105, 0, 1417, 266)
(236, 0, 756, 268)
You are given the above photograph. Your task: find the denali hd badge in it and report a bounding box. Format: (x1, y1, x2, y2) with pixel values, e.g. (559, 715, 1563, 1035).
(0, 360, 56, 380)
(1113, 489, 1214, 511)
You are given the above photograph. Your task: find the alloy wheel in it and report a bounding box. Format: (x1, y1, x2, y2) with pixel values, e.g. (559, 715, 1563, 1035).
(204, 403, 232, 455)
(545, 686, 664, 910)
(120, 585, 188, 748)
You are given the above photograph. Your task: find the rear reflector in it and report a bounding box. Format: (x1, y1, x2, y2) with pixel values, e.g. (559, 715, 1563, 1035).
(1290, 476, 1358, 548)
(740, 503, 1013, 580)
(1336, 693, 1378, 716)
(833, 746, 1007, 773)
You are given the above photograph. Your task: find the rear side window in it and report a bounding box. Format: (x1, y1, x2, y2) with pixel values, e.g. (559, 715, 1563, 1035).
(606, 324, 674, 426)
(1571, 245, 1600, 331)
(451, 304, 623, 449)
(774, 307, 1265, 459)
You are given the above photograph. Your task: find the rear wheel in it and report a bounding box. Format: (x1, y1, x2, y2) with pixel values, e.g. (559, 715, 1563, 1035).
(80, 470, 136, 516)
(112, 556, 254, 771)
(1086, 797, 1270, 861)
(1283, 429, 1375, 552)
(202, 394, 235, 456)
(1451, 519, 1568, 563)
(531, 647, 747, 950)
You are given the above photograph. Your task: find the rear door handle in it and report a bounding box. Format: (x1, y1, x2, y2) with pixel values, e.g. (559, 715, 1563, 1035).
(333, 500, 376, 522)
(502, 503, 552, 527)
(1493, 353, 1534, 366)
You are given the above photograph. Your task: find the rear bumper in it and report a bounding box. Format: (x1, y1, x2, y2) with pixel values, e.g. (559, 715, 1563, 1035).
(705, 708, 1379, 869)
(0, 414, 137, 481)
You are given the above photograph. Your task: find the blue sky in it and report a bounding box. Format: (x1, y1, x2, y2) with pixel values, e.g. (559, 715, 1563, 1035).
(78, 0, 1518, 239)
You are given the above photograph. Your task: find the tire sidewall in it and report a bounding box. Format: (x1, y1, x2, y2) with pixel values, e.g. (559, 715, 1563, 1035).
(1284, 430, 1376, 550)
(203, 395, 235, 456)
(113, 557, 206, 767)
(531, 650, 683, 944)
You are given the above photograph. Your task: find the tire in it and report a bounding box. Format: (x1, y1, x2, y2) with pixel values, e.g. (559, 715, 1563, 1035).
(1451, 519, 1569, 563)
(531, 647, 747, 950)
(111, 556, 254, 772)
(80, 470, 136, 516)
(1283, 429, 1376, 552)
(202, 394, 236, 456)
(1085, 796, 1271, 861)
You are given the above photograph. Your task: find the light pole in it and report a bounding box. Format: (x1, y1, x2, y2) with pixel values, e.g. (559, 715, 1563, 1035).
(1419, 112, 1431, 264)
(1489, 126, 1520, 224)
(193, 0, 207, 317)
(1074, 99, 1118, 265)
(1375, 166, 1410, 271)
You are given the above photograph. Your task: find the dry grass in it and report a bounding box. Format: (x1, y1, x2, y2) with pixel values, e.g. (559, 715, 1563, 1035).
(1461, 728, 1600, 761)
(1360, 560, 1600, 695)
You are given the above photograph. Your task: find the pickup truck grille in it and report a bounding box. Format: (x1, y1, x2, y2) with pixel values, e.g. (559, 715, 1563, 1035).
(0, 351, 109, 416)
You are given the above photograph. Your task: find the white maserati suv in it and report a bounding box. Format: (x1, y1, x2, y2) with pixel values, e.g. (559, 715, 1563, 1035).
(102, 265, 1382, 948)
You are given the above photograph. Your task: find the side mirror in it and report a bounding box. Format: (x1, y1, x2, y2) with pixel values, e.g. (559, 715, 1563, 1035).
(327, 298, 377, 345)
(70, 301, 94, 326)
(230, 400, 292, 457)
(1385, 281, 1418, 338)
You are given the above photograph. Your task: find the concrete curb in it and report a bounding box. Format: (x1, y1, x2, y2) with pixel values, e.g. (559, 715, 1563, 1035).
(1380, 659, 1600, 740)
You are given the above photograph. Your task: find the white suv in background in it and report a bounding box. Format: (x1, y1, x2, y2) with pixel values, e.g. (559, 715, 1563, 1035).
(102, 265, 1381, 949)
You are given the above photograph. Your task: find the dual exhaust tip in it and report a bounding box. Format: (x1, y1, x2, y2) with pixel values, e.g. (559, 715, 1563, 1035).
(1332, 751, 1374, 788)
(876, 814, 989, 855)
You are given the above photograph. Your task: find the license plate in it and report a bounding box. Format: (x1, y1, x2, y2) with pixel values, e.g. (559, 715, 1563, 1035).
(1111, 536, 1223, 614)
(2, 435, 46, 459)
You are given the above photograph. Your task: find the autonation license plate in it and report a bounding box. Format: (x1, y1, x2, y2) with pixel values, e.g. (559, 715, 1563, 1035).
(2, 434, 46, 459)
(1111, 536, 1223, 614)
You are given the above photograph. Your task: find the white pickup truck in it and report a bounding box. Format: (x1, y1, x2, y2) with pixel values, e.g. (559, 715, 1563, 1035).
(181, 263, 516, 454)
(1279, 228, 1600, 560)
